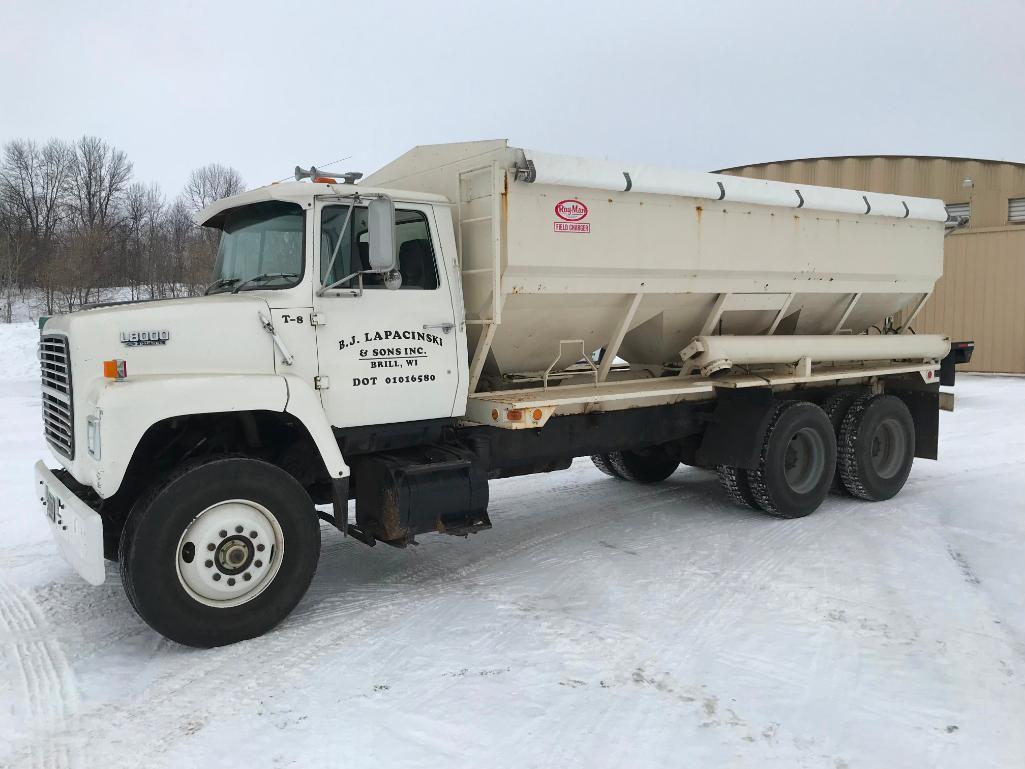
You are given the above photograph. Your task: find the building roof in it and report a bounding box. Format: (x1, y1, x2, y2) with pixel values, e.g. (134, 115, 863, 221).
(716, 154, 1025, 173)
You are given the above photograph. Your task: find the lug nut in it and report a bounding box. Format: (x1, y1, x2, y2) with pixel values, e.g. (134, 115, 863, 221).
(254, 560, 263, 568)
(207, 543, 215, 551)
(205, 560, 213, 568)
(243, 573, 252, 581)
(256, 544, 265, 552)
(235, 525, 243, 534)
(213, 574, 221, 582)
(249, 530, 257, 538)
(219, 530, 227, 538)
(227, 578, 236, 586)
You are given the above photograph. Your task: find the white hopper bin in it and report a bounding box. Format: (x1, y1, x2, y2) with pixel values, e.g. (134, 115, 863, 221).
(363, 140, 947, 391)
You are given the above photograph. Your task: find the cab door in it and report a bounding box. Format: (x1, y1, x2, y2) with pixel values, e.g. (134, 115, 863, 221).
(312, 200, 465, 429)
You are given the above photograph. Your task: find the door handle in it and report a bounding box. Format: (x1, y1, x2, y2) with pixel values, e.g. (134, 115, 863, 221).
(423, 322, 455, 334)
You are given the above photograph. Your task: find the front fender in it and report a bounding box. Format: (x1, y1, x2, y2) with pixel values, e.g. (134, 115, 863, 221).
(88, 374, 288, 496)
(80, 374, 286, 497)
(81, 374, 348, 498)
(281, 374, 347, 480)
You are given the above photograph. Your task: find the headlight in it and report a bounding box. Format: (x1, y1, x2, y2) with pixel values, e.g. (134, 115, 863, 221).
(86, 415, 101, 459)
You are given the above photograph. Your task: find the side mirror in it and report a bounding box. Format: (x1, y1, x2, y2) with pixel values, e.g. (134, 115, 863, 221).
(367, 197, 397, 273)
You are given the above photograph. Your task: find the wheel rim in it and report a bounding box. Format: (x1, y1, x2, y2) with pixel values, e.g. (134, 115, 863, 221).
(783, 427, 826, 494)
(870, 418, 906, 479)
(175, 499, 284, 608)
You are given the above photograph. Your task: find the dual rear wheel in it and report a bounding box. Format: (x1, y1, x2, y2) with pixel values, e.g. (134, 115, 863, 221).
(591, 450, 681, 484)
(717, 394, 916, 518)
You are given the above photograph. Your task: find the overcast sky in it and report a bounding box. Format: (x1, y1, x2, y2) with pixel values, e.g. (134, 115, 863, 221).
(2, 0, 1022, 196)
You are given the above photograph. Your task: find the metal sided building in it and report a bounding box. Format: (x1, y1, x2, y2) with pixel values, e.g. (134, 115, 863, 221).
(718, 156, 1025, 374)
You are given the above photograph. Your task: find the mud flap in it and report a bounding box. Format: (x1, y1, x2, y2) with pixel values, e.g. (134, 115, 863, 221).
(696, 387, 777, 471)
(889, 386, 940, 460)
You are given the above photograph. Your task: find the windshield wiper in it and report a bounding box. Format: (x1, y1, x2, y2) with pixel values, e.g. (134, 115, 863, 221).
(204, 277, 241, 295)
(232, 272, 299, 293)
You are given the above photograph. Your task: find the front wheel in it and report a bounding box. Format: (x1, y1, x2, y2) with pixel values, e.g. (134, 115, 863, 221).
(119, 457, 321, 647)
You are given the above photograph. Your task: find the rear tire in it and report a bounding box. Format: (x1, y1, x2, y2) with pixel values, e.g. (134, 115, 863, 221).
(837, 394, 915, 501)
(590, 453, 623, 478)
(607, 450, 680, 483)
(717, 465, 761, 511)
(747, 401, 836, 518)
(822, 392, 859, 493)
(119, 457, 321, 647)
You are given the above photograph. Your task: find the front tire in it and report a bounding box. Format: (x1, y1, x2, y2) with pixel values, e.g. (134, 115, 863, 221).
(119, 457, 321, 647)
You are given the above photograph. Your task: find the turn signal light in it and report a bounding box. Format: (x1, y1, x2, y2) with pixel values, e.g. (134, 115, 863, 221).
(506, 409, 524, 422)
(103, 359, 127, 379)
(313, 176, 337, 183)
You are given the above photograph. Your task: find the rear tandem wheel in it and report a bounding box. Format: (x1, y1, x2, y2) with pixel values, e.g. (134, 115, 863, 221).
(745, 401, 837, 518)
(591, 450, 680, 483)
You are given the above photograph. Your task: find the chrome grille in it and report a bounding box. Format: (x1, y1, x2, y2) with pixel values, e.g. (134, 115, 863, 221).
(39, 334, 74, 458)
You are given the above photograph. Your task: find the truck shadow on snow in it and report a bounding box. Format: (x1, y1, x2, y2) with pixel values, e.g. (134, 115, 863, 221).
(72, 466, 781, 651)
(303, 466, 767, 601)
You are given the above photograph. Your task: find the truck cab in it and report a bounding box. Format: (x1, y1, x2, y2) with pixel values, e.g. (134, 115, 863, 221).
(199, 181, 469, 430)
(35, 178, 480, 645)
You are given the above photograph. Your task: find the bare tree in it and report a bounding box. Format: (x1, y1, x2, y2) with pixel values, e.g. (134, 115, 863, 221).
(69, 135, 133, 231)
(120, 182, 168, 298)
(0, 208, 28, 322)
(0, 133, 249, 320)
(182, 163, 244, 212)
(0, 138, 76, 300)
(0, 138, 75, 239)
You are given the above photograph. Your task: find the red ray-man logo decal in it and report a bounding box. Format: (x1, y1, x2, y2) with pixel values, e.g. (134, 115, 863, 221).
(554, 199, 588, 221)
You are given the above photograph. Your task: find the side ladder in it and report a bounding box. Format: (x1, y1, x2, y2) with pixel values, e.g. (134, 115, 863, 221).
(457, 162, 504, 393)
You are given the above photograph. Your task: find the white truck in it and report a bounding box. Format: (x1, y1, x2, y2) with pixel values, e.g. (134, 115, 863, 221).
(35, 140, 964, 647)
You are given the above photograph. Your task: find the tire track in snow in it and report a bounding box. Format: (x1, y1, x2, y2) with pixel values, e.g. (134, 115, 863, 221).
(0, 580, 80, 769)
(625, 497, 847, 701)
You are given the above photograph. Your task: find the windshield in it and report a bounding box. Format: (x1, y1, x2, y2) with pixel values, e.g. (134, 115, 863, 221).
(208, 201, 304, 292)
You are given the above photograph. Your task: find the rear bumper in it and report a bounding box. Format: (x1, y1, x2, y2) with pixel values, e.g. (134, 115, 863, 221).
(33, 461, 106, 585)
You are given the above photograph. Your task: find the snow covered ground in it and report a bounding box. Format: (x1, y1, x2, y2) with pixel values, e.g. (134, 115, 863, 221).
(1, 319, 1023, 769)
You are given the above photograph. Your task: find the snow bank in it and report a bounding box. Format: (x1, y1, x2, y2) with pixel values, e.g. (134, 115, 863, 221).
(0, 322, 39, 381)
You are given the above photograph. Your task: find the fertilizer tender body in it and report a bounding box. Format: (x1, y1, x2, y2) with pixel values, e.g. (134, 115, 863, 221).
(33, 140, 961, 647)
(364, 140, 946, 382)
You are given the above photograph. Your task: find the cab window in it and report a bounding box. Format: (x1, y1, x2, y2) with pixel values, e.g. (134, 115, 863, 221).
(321, 206, 438, 290)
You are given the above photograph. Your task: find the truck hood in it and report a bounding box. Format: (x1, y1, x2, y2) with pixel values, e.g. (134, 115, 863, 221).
(42, 294, 277, 381)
